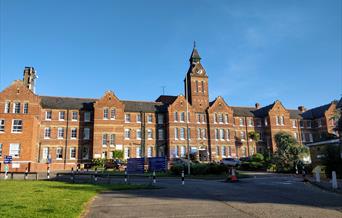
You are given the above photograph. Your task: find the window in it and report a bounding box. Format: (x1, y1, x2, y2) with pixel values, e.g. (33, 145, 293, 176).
(180, 128, 185, 139)
(240, 131, 246, 140)
(276, 116, 280, 125)
(23, 102, 28, 114)
(147, 147, 153, 157)
(0, 119, 4, 132)
(187, 112, 190, 122)
(294, 132, 298, 140)
(137, 114, 141, 123)
(125, 114, 131, 123)
(292, 120, 297, 128)
(102, 134, 107, 146)
(110, 108, 116, 119)
(227, 146, 232, 157)
(72, 111, 78, 121)
(187, 128, 191, 140)
(59, 111, 65, 120)
(309, 133, 313, 142)
(256, 119, 262, 127)
(103, 108, 109, 119)
(300, 120, 304, 128)
(242, 147, 247, 157)
(136, 129, 142, 140)
(226, 129, 230, 141)
(201, 81, 204, 93)
(44, 128, 51, 139)
(12, 119, 23, 133)
(0, 144, 2, 157)
(225, 114, 229, 124)
(196, 80, 199, 92)
(46, 111, 52, 120)
(174, 112, 178, 122)
(248, 119, 253, 126)
(222, 146, 226, 157)
(57, 128, 64, 139)
(70, 147, 76, 159)
(83, 128, 90, 140)
(56, 147, 63, 159)
(13, 102, 21, 113)
(217, 114, 223, 123)
(202, 114, 206, 123)
(82, 146, 89, 159)
(214, 114, 217, 123)
(219, 129, 225, 140)
(317, 119, 322, 127)
(280, 116, 284, 125)
(84, 112, 90, 122)
(102, 151, 107, 159)
(174, 128, 178, 140)
(174, 146, 179, 157)
(180, 146, 186, 157)
(147, 129, 153, 139)
(264, 118, 268, 126)
(197, 128, 201, 139)
(9, 143, 20, 157)
(136, 147, 141, 158)
(180, 112, 185, 122)
(302, 131, 306, 142)
(239, 118, 244, 126)
(43, 147, 49, 159)
(124, 129, 131, 139)
(202, 129, 207, 139)
(216, 145, 220, 156)
(158, 129, 164, 140)
(197, 114, 201, 123)
(215, 129, 219, 140)
(110, 134, 115, 145)
(124, 147, 130, 159)
(307, 120, 312, 128)
(147, 114, 153, 123)
(71, 128, 77, 139)
(4, 101, 10, 113)
(158, 114, 164, 124)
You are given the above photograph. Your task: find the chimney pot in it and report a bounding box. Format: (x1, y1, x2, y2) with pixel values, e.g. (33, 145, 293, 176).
(298, 106, 306, 112)
(255, 103, 260, 109)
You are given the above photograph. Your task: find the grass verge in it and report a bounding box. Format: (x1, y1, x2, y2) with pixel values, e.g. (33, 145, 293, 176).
(0, 180, 153, 218)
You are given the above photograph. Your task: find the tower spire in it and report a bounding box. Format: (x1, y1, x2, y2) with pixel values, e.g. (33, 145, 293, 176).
(189, 42, 201, 64)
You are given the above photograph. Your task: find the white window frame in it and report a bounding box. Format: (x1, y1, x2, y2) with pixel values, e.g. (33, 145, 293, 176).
(83, 128, 90, 140)
(136, 114, 141, 123)
(110, 134, 115, 146)
(0, 119, 4, 133)
(72, 111, 78, 121)
(44, 127, 51, 139)
(125, 114, 131, 123)
(147, 129, 153, 140)
(239, 118, 244, 126)
(59, 111, 65, 121)
(136, 129, 142, 140)
(174, 128, 178, 140)
(292, 120, 297, 128)
(57, 128, 64, 139)
(110, 108, 116, 120)
(13, 102, 21, 114)
(23, 102, 29, 114)
(84, 112, 90, 122)
(225, 114, 229, 124)
(136, 147, 141, 158)
(70, 147, 76, 159)
(4, 101, 10, 113)
(226, 129, 230, 141)
(124, 129, 131, 139)
(240, 131, 246, 141)
(56, 147, 63, 159)
(180, 112, 185, 122)
(147, 147, 153, 157)
(180, 128, 185, 140)
(9, 143, 20, 158)
(103, 108, 109, 120)
(147, 114, 153, 123)
(157, 114, 164, 124)
(42, 147, 49, 159)
(46, 111, 52, 120)
(102, 133, 108, 146)
(71, 128, 77, 139)
(174, 112, 178, 122)
(158, 129, 164, 140)
(12, 119, 23, 133)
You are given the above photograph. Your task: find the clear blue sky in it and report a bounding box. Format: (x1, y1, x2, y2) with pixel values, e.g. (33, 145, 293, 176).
(0, 0, 341, 109)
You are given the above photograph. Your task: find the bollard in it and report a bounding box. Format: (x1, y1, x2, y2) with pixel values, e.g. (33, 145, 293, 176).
(315, 171, 320, 183)
(76, 166, 79, 174)
(47, 165, 50, 179)
(153, 171, 156, 184)
(295, 165, 298, 175)
(332, 171, 338, 189)
(71, 167, 74, 182)
(231, 168, 238, 182)
(24, 167, 28, 180)
(4, 171, 8, 180)
(181, 170, 185, 185)
(124, 169, 128, 184)
(94, 168, 98, 182)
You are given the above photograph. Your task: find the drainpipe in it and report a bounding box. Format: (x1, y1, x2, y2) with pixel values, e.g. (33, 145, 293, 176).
(64, 109, 70, 169)
(245, 116, 250, 157)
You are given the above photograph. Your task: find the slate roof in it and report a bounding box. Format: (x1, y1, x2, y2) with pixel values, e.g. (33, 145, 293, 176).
(301, 102, 333, 119)
(40, 96, 96, 110)
(337, 98, 342, 109)
(156, 95, 178, 105)
(40, 96, 168, 112)
(231, 107, 256, 117)
(190, 48, 201, 60)
(288, 109, 302, 119)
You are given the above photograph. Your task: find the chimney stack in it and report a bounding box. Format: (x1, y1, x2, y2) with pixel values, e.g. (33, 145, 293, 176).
(298, 106, 306, 112)
(255, 103, 260, 109)
(23, 67, 37, 93)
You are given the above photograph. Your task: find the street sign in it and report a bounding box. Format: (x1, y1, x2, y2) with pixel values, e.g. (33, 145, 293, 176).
(148, 157, 167, 172)
(12, 162, 20, 168)
(4, 156, 12, 164)
(127, 158, 145, 174)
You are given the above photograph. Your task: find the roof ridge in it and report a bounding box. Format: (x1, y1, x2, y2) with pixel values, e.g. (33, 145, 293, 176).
(40, 95, 98, 100)
(122, 99, 161, 104)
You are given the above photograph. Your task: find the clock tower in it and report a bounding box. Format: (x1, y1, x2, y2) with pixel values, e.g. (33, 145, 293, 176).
(184, 44, 209, 111)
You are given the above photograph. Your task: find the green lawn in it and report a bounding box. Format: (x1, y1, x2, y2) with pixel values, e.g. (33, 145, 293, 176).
(0, 181, 151, 218)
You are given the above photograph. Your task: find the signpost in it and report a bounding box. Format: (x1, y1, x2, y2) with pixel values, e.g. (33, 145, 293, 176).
(148, 157, 167, 172)
(4, 156, 12, 164)
(127, 158, 145, 174)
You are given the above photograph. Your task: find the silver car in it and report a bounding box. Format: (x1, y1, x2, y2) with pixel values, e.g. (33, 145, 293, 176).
(220, 158, 241, 166)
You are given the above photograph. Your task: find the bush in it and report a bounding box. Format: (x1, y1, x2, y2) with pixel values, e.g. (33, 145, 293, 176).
(92, 158, 106, 167)
(251, 153, 264, 162)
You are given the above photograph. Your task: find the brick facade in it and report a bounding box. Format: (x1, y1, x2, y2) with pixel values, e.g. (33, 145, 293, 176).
(0, 48, 339, 172)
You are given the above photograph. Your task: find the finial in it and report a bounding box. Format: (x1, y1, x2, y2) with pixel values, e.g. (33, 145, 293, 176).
(193, 40, 196, 48)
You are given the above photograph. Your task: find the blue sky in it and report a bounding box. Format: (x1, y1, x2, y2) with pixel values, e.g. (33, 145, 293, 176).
(0, 0, 341, 109)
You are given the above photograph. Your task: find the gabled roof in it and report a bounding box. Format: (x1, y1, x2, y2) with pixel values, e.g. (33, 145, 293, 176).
(122, 100, 167, 113)
(156, 95, 178, 105)
(301, 102, 334, 119)
(253, 102, 276, 117)
(231, 107, 256, 117)
(40, 96, 96, 110)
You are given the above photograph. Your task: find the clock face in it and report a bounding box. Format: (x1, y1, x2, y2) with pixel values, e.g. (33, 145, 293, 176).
(197, 69, 203, 75)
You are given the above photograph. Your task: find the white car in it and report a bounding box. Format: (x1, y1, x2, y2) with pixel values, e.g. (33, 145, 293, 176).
(220, 158, 241, 167)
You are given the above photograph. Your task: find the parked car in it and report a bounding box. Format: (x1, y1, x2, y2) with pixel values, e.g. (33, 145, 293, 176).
(239, 157, 250, 162)
(104, 159, 123, 170)
(220, 158, 241, 167)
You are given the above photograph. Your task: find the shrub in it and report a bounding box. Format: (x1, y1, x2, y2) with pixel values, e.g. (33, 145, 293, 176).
(92, 158, 106, 167)
(251, 153, 264, 162)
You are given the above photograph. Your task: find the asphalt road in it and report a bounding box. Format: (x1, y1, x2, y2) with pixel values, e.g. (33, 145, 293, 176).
(84, 175, 342, 218)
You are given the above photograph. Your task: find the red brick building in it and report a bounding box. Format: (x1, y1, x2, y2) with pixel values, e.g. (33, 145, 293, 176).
(0, 47, 339, 171)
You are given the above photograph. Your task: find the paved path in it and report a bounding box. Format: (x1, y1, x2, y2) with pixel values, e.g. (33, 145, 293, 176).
(85, 175, 342, 218)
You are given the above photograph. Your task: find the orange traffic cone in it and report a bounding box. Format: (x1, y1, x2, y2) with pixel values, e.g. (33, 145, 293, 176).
(231, 168, 238, 182)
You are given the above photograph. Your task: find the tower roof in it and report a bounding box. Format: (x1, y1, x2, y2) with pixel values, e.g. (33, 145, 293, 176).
(189, 42, 201, 63)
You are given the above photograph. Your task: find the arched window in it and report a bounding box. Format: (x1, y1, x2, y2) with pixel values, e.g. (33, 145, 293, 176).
(201, 81, 204, 93)
(196, 80, 199, 92)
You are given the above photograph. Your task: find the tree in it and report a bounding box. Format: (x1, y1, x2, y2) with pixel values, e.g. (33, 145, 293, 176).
(112, 150, 124, 160)
(273, 132, 309, 172)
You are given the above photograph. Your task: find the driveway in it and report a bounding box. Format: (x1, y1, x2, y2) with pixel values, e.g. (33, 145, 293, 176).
(84, 175, 342, 218)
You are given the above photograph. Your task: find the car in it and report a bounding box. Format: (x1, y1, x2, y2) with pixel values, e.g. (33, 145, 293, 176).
(220, 158, 241, 167)
(104, 159, 123, 170)
(239, 157, 250, 162)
